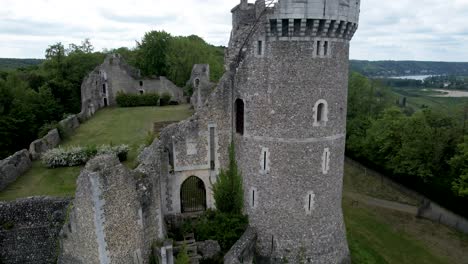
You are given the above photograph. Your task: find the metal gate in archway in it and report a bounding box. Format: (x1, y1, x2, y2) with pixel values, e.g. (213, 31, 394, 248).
(180, 176, 207, 213)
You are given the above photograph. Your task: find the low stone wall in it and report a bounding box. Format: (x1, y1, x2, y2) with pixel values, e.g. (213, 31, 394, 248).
(419, 199, 468, 234)
(59, 115, 80, 136)
(0, 197, 71, 264)
(29, 129, 61, 160)
(0, 150, 32, 191)
(224, 227, 257, 264)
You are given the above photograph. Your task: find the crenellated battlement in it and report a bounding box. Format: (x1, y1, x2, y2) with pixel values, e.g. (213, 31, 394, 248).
(266, 18, 357, 40)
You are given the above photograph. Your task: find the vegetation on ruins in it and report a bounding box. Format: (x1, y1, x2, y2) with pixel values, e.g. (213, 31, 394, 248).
(42, 144, 129, 168)
(116, 92, 161, 107)
(212, 142, 244, 214)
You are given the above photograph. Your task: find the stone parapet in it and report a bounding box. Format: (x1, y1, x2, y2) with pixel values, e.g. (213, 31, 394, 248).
(0, 149, 32, 191)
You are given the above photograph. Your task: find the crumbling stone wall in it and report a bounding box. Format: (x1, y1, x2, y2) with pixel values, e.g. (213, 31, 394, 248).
(188, 64, 215, 109)
(59, 154, 163, 264)
(29, 129, 61, 160)
(0, 197, 71, 264)
(80, 54, 184, 119)
(0, 150, 32, 191)
(59, 115, 80, 136)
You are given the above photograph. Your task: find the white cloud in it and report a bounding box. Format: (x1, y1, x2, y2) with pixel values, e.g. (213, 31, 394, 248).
(0, 0, 467, 61)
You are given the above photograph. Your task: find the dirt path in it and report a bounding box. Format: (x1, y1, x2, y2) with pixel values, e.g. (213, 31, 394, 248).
(344, 191, 418, 215)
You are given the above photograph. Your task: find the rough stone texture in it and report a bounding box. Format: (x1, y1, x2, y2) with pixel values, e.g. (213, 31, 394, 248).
(29, 129, 61, 160)
(224, 227, 256, 264)
(59, 115, 80, 136)
(80, 54, 184, 119)
(59, 154, 163, 264)
(0, 197, 71, 264)
(197, 240, 221, 259)
(0, 149, 32, 191)
(188, 64, 215, 110)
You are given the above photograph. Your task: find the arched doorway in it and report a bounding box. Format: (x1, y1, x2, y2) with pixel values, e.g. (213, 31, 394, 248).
(180, 176, 207, 213)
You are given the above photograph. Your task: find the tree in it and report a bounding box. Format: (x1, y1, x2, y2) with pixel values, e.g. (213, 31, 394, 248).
(212, 142, 244, 214)
(450, 138, 468, 197)
(135, 31, 172, 77)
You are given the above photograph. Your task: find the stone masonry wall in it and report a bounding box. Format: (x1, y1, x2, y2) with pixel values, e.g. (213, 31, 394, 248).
(59, 115, 80, 137)
(29, 129, 61, 160)
(0, 197, 71, 264)
(0, 150, 31, 191)
(59, 155, 160, 264)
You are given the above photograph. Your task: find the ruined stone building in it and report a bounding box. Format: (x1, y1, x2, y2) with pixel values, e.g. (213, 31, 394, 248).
(59, 0, 360, 263)
(80, 54, 184, 119)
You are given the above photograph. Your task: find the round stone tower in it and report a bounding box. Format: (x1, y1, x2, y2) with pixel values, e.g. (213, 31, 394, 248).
(230, 0, 360, 262)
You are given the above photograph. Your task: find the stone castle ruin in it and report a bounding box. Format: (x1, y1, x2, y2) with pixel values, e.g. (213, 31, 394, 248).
(59, 0, 361, 263)
(80, 54, 184, 119)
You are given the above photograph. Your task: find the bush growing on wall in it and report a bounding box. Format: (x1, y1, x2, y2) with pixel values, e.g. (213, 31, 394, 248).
(212, 142, 244, 214)
(116, 92, 160, 107)
(42, 144, 129, 168)
(159, 92, 172, 106)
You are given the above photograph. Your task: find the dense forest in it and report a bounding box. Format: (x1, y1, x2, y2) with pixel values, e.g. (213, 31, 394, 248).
(350, 60, 468, 77)
(0, 32, 224, 160)
(0, 58, 44, 71)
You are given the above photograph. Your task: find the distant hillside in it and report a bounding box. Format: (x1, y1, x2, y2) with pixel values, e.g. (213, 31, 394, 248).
(350, 60, 468, 77)
(0, 58, 44, 71)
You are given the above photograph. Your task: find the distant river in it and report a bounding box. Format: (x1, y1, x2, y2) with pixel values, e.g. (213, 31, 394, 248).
(388, 75, 440, 81)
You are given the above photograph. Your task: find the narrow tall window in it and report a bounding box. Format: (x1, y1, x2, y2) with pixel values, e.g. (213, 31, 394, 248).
(102, 84, 106, 94)
(235, 99, 245, 135)
(209, 126, 215, 170)
(250, 187, 257, 209)
(306, 19, 314, 36)
(305, 191, 315, 215)
(293, 19, 301, 36)
(140, 81, 143, 87)
(194, 78, 200, 88)
(260, 147, 269, 174)
(252, 189, 255, 208)
(317, 103, 324, 122)
(257, 41, 263, 56)
(282, 19, 289, 37)
(324, 41, 329, 56)
(314, 100, 328, 126)
(316, 41, 321, 56)
(322, 148, 331, 174)
(270, 19, 278, 35)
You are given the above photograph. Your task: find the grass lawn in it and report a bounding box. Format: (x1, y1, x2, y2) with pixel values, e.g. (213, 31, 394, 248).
(392, 87, 468, 113)
(0, 105, 193, 201)
(343, 160, 468, 264)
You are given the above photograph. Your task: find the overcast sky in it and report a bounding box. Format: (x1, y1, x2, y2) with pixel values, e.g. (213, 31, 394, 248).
(1, 0, 468, 61)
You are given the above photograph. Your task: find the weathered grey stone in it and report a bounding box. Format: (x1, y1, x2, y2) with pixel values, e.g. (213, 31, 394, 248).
(29, 129, 61, 160)
(188, 64, 215, 110)
(59, 115, 80, 136)
(197, 240, 221, 260)
(0, 197, 71, 264)
(224, 228, 256, 264)
(80, 54, 184, 119)
(0, 149, 32, 191)
(59, 155, 162, 264)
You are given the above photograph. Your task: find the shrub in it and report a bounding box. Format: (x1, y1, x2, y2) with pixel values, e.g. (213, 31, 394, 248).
(175, 243, 190, 264)
(116, 91, 160, 107)
(160, 92, 172, 106)
(167, 210, 248, 253)
(42, 144, 129, 168)
(212, 142, 244, 214)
